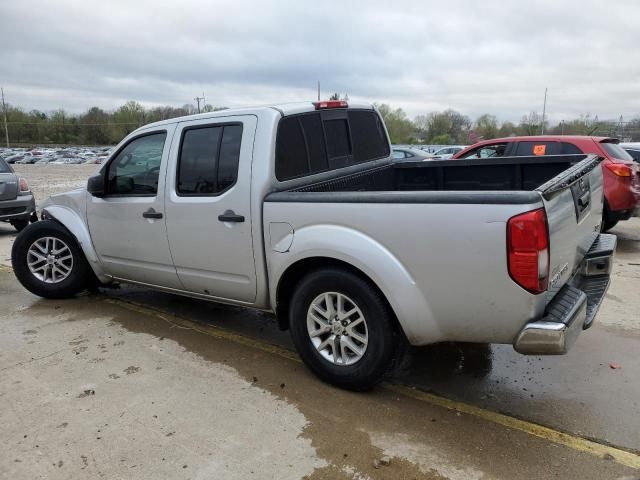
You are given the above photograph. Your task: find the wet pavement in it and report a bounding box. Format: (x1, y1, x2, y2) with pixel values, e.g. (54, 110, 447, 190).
(1, 219, 639, 478)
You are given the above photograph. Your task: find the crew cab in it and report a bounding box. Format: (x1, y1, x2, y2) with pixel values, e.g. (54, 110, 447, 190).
(0, 157, 36, 231)
(11, 102, 615, 390)
(453, 136, 640, 231)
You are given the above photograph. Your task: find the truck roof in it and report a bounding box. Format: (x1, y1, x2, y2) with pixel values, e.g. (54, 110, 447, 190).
(137, 101, 375, 131)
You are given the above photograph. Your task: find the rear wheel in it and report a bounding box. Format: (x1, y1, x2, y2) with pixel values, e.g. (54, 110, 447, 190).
(11, 220, 95, 298)
(10, 219, 29, 232)
(289, 267, 401, 391)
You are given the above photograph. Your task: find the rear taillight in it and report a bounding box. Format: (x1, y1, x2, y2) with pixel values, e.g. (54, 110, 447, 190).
(18, 177, 30, 192)
(313, 100, 348, 110)
(507, 208, 549, 294)
(604, 162, 633, 177)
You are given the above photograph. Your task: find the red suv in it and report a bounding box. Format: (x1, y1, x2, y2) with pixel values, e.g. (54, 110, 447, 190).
(453, 136, 640, 230)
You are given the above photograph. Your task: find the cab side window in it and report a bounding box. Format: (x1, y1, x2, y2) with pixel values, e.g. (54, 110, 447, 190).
(106, 132, 167, 195)
(177, 124, 243, 195)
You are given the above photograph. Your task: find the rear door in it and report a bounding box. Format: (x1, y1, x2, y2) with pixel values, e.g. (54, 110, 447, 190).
(0, 159, 18, 200)
(164, 115, 257, 303)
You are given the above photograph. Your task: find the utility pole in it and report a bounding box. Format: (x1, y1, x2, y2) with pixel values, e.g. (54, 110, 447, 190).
(194, 93, 205, 114)
(317, 81, 320, 101)
(540, 88, 548, 135)
(560, 120, 565, 135)
(1, 88, 9, 147)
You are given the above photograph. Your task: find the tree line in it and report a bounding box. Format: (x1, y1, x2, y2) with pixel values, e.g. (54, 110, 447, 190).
(1, 101, 226, 146)
(2, 100, 639, 146)
(376, 105, 640, 145)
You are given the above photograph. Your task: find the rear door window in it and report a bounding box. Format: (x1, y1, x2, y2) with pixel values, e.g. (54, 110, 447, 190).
(177, 124, 243, 195)
(514, 141, 559, 156)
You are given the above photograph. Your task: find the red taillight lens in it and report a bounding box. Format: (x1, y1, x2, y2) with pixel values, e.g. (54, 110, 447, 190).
(18, 177, 30, 192)
(507, 208, 549, 294)
(313, 100, 348, 109)
(604, 162, 633, 177)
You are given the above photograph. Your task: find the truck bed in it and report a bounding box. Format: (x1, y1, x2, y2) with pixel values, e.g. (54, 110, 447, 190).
(283, 155, 590, 195)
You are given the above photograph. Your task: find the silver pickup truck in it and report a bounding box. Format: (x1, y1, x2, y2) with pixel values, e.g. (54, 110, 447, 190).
(11, 101, 615, 390)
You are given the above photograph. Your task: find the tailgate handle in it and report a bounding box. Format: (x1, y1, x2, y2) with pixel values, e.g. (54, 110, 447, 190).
(578, 192, 590, 208)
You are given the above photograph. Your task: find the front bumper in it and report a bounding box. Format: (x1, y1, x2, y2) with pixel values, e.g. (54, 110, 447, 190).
(0, 194, 36, 221)
(513, 234, 616, 355)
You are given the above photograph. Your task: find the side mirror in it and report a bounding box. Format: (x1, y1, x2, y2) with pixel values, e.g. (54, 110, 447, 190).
(87, 173, 106, 197)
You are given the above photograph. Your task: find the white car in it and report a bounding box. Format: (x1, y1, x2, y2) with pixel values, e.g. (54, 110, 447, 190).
(431, 146, 466, 159)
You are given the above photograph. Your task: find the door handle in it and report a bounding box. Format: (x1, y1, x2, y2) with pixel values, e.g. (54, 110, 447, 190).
(142, 208, 163, 219)
(218, 210, 245, 223)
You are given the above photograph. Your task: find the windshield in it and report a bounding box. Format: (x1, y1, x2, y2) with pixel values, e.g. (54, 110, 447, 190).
(601, 142, 634, 161)
(0, 158, 11, 173)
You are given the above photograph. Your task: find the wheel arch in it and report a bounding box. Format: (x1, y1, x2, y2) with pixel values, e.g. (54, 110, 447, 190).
(275, 257, 398, 329)
(42, 206, 109, 283)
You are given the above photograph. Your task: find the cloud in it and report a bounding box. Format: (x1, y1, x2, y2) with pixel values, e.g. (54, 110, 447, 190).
(1, 0, 639, 122)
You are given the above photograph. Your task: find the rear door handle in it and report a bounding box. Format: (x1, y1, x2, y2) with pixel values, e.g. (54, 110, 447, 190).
(142, 208, 163, 219)
(218, 210, 245, 223)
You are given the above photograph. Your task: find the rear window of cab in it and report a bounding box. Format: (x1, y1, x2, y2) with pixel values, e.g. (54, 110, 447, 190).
(275, 109, 389, 181)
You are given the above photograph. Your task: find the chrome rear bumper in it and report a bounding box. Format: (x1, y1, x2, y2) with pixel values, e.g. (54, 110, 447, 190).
(514, 233, 616, 355)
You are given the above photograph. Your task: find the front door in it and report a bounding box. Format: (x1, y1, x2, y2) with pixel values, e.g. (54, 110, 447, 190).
(87, 126, 182, 289)
(164, 115, 257, 303)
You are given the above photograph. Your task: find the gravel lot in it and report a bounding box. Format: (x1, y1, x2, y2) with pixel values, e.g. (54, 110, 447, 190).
(12, 164, 98, 209)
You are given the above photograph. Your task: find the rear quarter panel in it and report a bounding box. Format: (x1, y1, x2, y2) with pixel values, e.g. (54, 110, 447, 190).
(265, 200, 546, 345)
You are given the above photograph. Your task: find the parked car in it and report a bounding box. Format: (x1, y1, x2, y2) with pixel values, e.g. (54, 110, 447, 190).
(431, 146, 465, 159)
(392, 147, 433, 161)
(0, 157, 36, 231)
(453, 136, 640, 231)
(620, 143, 640, 162)
(12, 101, 614, 390)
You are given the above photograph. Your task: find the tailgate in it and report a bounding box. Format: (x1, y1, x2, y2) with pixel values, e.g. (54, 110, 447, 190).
(0, 173, 19, 201)
(537, 155, 604, 301)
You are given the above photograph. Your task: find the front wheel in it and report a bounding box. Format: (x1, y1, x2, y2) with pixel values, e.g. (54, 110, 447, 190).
(11, 220, 95, 299)
(289, 267, 402, 391)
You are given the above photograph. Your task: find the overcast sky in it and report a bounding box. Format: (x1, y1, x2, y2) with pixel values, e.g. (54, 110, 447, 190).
(2, 0, 639, 123)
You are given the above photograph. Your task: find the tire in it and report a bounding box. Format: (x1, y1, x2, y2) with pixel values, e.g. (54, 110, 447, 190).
(10, 219, 29, 232)
(289, 267, 402, 391)
(601, 202, 619, 232)
(601, 214, 618, 232)
(11, 220, 95, 299)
